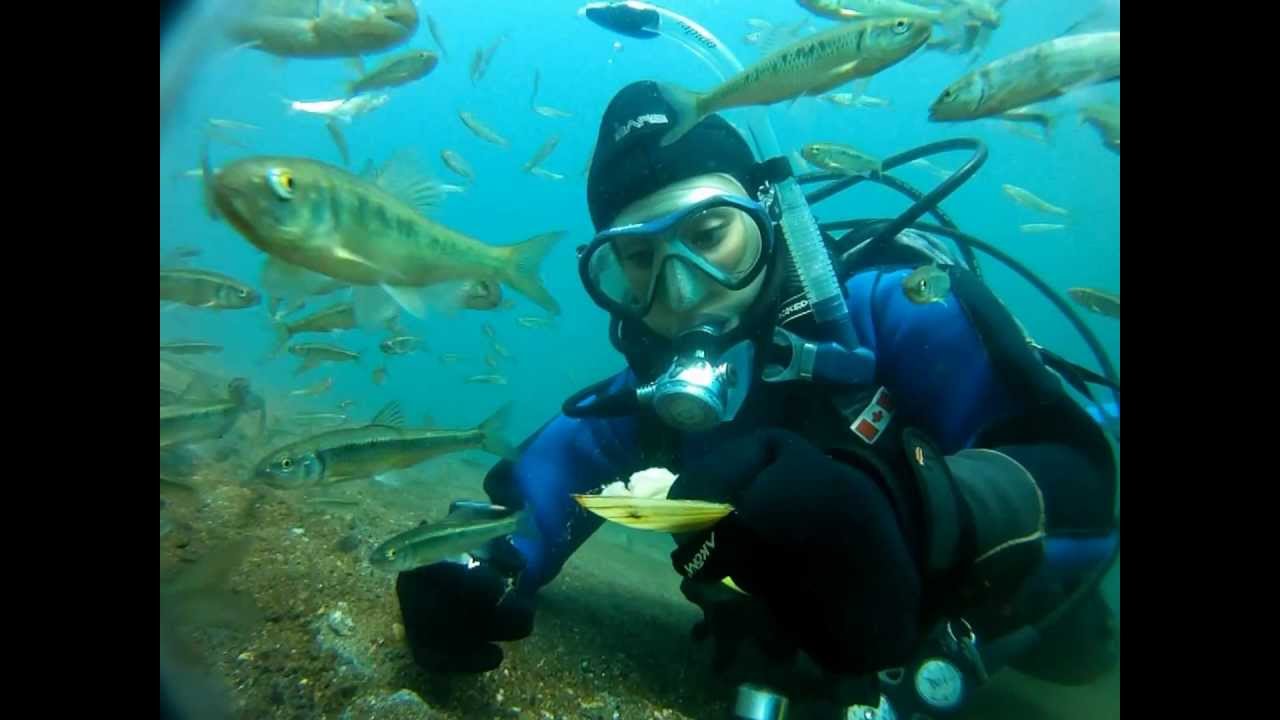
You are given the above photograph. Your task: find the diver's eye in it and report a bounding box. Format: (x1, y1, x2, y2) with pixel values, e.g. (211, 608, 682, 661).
(894, 19, 909, 34)
(689, 224, 728, 250)
(280, 457, 294, 471)
(268, 169, 295, 200)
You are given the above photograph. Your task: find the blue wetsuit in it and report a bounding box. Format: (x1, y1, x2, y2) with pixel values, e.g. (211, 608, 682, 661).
(506, 268, 1118, 605)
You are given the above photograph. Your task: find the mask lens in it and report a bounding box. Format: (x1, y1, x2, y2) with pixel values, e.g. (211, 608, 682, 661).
(584, 197, 767, 317)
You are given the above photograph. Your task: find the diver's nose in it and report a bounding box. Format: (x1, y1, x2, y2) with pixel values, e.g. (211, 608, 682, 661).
(661, 260, 708, 314)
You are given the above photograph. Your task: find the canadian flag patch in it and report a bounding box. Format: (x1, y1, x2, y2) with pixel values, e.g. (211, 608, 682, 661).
(850, 387, 894, 444)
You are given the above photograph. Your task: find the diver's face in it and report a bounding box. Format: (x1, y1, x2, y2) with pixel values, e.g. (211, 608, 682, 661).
(611, 174, 766, 339)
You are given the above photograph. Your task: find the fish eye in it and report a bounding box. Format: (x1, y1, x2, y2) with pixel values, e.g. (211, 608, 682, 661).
(280, 457, 293, 470)
(386, 549, 396, 558)
(942, 89, 953, 100)
(238, 289, 249, 298)
(893, 19, 909, 34)
(268, 168, 295, 200)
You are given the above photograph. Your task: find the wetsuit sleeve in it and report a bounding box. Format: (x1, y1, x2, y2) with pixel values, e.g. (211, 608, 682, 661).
(482, 371, 641, 593)
(845, 267, 1117, 623)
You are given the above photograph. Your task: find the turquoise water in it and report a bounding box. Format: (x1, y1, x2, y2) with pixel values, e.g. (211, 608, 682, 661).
(161, 1, 1119, 716)
(161, 0, 1118, 436)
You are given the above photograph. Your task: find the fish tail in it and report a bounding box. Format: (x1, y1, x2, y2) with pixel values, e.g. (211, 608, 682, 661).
(477, 402, 516, 460)
(655, 84, 705, 148)
(500, 231, 565, 316)
(269, 319, 289, 358)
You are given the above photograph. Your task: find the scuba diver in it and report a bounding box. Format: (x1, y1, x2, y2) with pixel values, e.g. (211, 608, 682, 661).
(395, 80, 1120, 719)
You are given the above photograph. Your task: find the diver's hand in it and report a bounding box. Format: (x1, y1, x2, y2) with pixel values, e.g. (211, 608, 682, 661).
(668, 429, 922, 676)
(395, 546, 533, 673)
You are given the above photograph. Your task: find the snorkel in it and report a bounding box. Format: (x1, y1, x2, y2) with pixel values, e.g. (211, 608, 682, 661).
(579, 1, 876, 389)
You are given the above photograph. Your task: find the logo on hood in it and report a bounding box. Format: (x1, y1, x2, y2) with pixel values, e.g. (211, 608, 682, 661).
(614, 113, 669, 142)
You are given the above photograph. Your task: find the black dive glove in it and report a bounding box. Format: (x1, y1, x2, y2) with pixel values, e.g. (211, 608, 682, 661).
(669, 429, 923, 677)
(395, 539, 533, 673)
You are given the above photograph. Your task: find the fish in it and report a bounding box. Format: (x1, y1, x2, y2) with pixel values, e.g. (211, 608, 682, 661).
(516, 315, 553, 329)
(290, 412, 349, 427)
(458, 111, 509, 147)
(1080, 102, 1120, 154)
(270, 302, 358, 356)
(1002, 184, 1070, 216)
(290, 376, 334, 397)
(289, 343, 360, 375)
(347, 50, 438, 95)
(657, 17, 931, 147)
(996, 108, 1056, 140)
(227, 0, 418, 58)
(260, 256, 348, 310)
(1067, 287, 1119, 319)
(380, 335, 428, 355)
(208, 150, 565, 316)
(160, 379, 264, 448)
(284, 93, 390, 123)
(532, 105, 573, 119)
(907, 158, 954, 180)
(160, 356, 230, 405)
(482, 322, 496, 339)
(252, 402, 514, 489)
(530, 68, 541, 108)
(528, 167, 565, 181)
(801, 142, 883, 176)
(490, 341, 512, 360)
(160, 245, 204, 268)
(819, 93, 891, 109)
(484, 354, 499, 369)
(465, 374, 507, 385)
(523, 135, 561, 172)
(929, 32, 1120, 121)
(372, 366, 389, 384)
(470, 34, 507, 85)
(439, 353, 465, 365)
(902, 263, 951, 305)
(427, 15, 448, 59)
(161, 269, 261, 310)
(370, 501, 521, 572)
(457, 279, 503, 310)
(326, 121, 350, 166)
(797, 0, 965, 24)
(160, 341, 223, 355)
(441, 149, 474, 181)
(1020, 223, 1066, 234)
(336, 399, 356, 410)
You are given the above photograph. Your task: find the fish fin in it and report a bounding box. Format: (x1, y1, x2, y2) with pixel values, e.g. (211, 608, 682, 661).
(295, 356, 321, 375)
(373, 149, 447, 215)
(938, 6, 970, 39)
(329, 246, 390, 276)
(353, 286, 400, 330)
(199, 141, 219, 220)
(500, 231, 564, 316)
(655, 84, 705, 148)
(269, 318, 289, 358)
(373, 470, 412, 487)
(477, 402, 516, 459)
(325, 121, 350, 167)
(347, 56, 366, 77)
(370, 400, 405, 428)
(380, 283, 428, 318)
